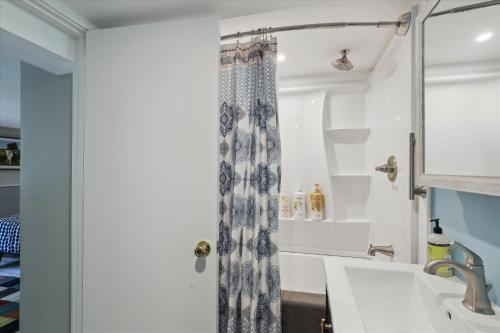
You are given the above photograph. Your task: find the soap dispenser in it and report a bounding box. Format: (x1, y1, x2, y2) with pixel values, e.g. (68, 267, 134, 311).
(427, 218, 453, 277)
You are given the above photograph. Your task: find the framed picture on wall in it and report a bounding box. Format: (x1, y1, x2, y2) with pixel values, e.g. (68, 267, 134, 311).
(0, 137, 21, 169)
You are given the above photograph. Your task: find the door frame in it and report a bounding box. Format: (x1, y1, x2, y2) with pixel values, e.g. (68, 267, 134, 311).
(10, 1, 93, 332)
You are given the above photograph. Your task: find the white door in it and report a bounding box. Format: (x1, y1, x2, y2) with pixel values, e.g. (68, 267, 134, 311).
(83, 17, 219, 332)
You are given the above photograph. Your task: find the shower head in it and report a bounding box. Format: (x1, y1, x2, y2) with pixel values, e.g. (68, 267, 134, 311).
(332, 49, 353, 72)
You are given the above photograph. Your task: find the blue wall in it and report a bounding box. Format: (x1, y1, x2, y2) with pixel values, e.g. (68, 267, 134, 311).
(432, 188, 500, 306)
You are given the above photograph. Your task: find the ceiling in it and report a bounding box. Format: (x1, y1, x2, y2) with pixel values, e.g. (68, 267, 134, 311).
(62, 0, 318, 28)
(221, 1, 414, 79)
(62, 0, 415, 79)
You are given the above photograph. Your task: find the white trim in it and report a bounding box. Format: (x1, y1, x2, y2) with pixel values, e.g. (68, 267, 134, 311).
(13, 0, 94, 37)
(1, 0, 76, 62)
(8, 1, 90, 332)
(70, 36, 86, 333)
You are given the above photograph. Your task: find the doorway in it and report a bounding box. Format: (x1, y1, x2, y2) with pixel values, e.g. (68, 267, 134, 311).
(0, 28, 74, 332)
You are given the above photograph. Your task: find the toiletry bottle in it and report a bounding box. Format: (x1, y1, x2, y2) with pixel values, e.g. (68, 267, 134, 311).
(292, 185, 306, 220)
(427, 218, 453, 277)
(279, 191, 291, 219)
(310, 184, 325, 221)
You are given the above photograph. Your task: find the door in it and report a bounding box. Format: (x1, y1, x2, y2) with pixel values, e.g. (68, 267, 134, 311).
(20, 63, 73, 332)
(83, 17, 219, 332)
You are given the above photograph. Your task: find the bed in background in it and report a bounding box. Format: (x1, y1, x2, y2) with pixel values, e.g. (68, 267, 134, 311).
(0, 214, 20, 258)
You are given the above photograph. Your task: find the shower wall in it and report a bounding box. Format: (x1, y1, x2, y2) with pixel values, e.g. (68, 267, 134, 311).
(278, 29, 416, 262)
(366, 29, 415, 263)
(279, 85, 371, 256)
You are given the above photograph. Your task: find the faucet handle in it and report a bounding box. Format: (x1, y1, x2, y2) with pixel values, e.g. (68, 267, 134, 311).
(453, 241, 483, 266)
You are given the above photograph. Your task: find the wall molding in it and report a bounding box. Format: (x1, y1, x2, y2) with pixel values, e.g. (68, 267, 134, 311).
(12, 0, 94, 37)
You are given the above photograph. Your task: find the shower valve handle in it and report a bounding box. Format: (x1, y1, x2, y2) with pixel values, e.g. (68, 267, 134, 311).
(375, 155, 398, 182)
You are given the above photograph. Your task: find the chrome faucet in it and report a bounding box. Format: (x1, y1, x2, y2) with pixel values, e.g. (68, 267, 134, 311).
(423, 241, 494, 315)
(367, 244, 394, 257)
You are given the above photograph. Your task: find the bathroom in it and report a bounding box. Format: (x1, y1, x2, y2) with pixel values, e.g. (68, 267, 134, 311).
(220, 0, 500, 331)
(0, 0, 499, 332)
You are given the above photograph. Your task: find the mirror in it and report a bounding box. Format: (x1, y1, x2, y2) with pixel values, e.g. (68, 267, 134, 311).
(424, 0, 500, 177)
(422, 1, 500, 178)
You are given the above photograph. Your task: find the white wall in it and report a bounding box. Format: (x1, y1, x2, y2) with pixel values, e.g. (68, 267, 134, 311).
(277, 34, 416, 260)
(366, 28, 415, 263)
(0, 53, 21, 128)
(278, 83, 372, 255)
(279, 91, 332, 219)
(20, 63, 73, 333)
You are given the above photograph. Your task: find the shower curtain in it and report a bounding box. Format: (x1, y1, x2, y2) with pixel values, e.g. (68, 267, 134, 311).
(218, 37, 281, 333)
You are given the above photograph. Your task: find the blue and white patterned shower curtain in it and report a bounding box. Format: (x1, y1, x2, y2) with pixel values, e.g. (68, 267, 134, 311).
(218, 37, 281, 333)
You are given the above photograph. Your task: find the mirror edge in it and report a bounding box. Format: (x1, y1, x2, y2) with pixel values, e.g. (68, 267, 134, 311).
(414, 0, 500, 197)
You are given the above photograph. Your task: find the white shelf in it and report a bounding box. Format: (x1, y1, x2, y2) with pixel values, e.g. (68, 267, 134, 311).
(324, 127, 371, 134)
(330, 173, 371, 178)
(281, 218, 369, 224)
(335, 219, 370, 224)
(325, 127, 371, 143)
(280, 218, 333, 223)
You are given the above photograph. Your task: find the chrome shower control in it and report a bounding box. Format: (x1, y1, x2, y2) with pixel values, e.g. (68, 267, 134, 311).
(375, 155, 398, 182)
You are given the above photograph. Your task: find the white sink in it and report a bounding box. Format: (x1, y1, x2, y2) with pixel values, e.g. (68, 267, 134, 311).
(324, 258, 500, 333)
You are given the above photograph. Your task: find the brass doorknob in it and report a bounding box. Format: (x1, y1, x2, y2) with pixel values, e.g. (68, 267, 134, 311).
(194, 240, 211, 257)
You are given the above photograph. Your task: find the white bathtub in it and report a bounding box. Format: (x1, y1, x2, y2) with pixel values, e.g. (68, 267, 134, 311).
(278, 219, 370, 255)
(278, 218, 371, 295)
(279, 251, 369, 295)
(280, 252, 328, 294)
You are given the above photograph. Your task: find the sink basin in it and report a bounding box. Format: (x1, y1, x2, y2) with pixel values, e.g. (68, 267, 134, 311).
(324, 258, 500, 333)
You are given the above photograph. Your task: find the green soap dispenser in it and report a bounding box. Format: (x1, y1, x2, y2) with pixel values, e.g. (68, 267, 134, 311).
(427, 218, 453, 277)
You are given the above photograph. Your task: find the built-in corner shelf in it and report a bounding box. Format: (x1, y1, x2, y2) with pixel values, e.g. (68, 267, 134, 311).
(324, 127, 371, 143)
(280, 218, 369, 225)
(324, 127, 371, 134)
(330, 173, 371, 179)
(280, 218, 333, 223)
(335, 219, 370, 224)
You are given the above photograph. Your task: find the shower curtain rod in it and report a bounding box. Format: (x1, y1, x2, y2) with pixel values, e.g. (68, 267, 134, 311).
(221, 12, 411, 41)
(430, 0, 500, 17)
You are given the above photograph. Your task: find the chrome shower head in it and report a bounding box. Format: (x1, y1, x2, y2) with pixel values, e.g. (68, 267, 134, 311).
(332, 49, 353, 71)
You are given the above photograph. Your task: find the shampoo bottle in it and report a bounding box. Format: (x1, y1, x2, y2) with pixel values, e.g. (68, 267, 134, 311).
(279, 191, 291, 219)
(310, 184, 325, 221)
(427, 218, 453, 277)
(292, 185, 306, 220)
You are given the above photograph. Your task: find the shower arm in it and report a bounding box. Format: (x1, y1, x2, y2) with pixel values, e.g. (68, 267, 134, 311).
(221, 12, 411, 41)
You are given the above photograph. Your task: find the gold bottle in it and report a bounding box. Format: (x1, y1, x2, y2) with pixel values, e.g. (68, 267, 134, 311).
(310, 184, 325, 221)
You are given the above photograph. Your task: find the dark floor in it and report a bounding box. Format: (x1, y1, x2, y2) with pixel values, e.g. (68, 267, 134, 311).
(282, 290, 326, 333)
